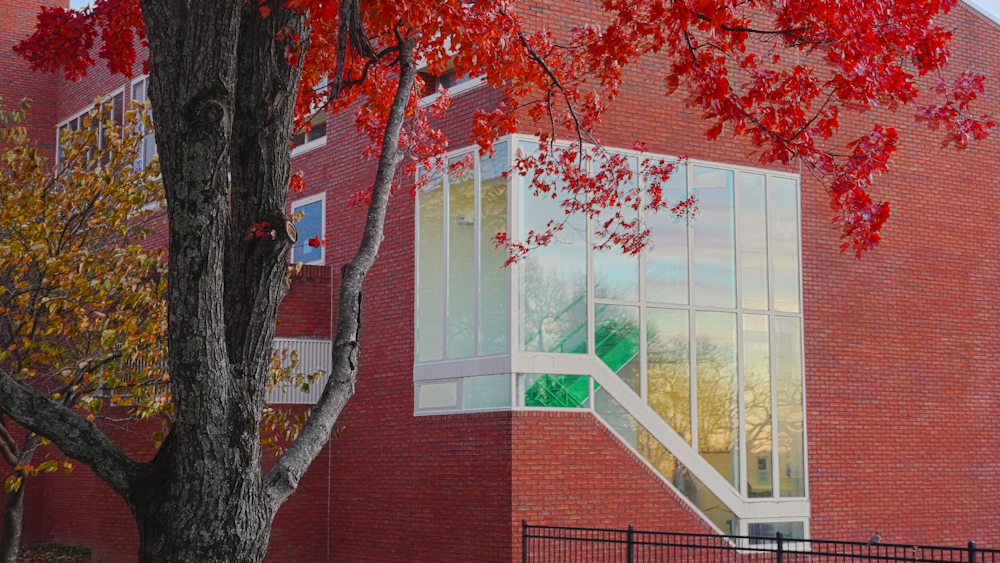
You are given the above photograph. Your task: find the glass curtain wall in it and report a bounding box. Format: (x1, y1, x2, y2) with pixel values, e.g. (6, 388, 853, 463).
(415, 137, 805, 504)
(416, 143, 510, 361)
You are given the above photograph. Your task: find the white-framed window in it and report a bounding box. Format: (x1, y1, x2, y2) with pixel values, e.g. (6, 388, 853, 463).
(415, 141, 511, 362)
(292, 77, 328, 158)
(130, 76, 158, 172)
(291, 111, 327, 157)
(291, 192, 326, 265)
(56, 89, 125, 170)
(418, 67, 484, 103)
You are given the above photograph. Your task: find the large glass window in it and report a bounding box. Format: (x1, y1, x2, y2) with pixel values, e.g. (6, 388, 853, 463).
(518, 142, 587, 354)
(413, 138, 806, 513)
(56, 91, 125, 171)
(415, 143, 510, 361)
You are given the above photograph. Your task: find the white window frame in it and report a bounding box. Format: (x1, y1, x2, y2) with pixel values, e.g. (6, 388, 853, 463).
(292, 77, 329, 158)
(55, 87, 126, 170)
(290, 192, 326, 266)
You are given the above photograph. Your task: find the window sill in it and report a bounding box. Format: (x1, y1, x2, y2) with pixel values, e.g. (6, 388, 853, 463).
(419, 75, 486, 106)
(291, 136, 326, 158)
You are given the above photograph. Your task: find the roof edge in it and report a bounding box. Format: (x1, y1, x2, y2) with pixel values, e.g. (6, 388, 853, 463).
(962, 0, 1000, 28)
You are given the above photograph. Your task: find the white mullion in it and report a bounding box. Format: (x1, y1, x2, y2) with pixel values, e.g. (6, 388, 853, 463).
(795, 178, 810, 500)
(734, 173, 747, 499)
(442, 170, 451, 360)
(413, 185, 422, 362)
(586, 158, 596, 357)
(687, 163, 698, 454)
(473, 153, 482, 356)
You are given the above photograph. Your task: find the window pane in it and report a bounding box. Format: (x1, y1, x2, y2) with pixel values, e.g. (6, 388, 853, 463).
(646, 163, 688, 304)
(693, 167, 735, 308)
(132, 80, 145, 103)
(462, 373, 510, 410)
(739, 173, 768, 310)
(447, 156, 475, 358)
(595, 386, 738, 535)
(292, 200, 323, 264)
(418, 381, 457, 409)
(518, 373, 589, 408)
(646, 308, 690, 442)
(308, 115, 327, 142)
(775, 316, 805, 497)
(479, 142, 509, 355)
(771, 178, 800, 313)
(594, 155, 639, 301)
(696, 311, 739, 490)
(518, 142, 587, 354)
(594, 305, 639, 393)
(417, 175, 444, 361)
(743, 314, 772, 498)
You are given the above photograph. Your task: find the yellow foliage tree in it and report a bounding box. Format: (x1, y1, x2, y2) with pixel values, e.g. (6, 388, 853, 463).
(0, 97, 167, 563)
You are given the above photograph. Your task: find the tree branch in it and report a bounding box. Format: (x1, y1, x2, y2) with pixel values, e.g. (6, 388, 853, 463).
(263, 31, 417, 510)
(0, 372, 140, 498)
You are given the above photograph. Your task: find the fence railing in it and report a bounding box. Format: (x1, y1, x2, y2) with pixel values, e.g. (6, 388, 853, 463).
(522, 522, 1000, 563)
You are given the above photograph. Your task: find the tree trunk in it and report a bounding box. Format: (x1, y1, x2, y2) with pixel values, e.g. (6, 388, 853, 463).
(0, 469, 28, 563)
(0, 433, 38, 563)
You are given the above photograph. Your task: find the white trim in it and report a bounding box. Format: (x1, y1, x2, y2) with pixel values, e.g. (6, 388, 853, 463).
(291, 135, 326, 158)
(419, 75, 486, 106)
(290, 191, 326, 266)
(963, 0, 1000, 27)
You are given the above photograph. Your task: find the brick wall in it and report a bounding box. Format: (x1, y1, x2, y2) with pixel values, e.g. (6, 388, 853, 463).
(0, 0, 66, 154)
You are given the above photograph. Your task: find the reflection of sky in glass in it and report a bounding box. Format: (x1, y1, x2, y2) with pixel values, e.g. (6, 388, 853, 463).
(518, 141, 587, 354)
(293, 200, 323, 264)
(594, 155, 639, 301)
(693, 167, 735, 308)
(771, 178, 800, 313)
(646, 164, 689, 304)
(448, 157, 476, 358)
(480, 143, 509, 356)
(416, 175, 444, 361)
(739, 173, 768, 310)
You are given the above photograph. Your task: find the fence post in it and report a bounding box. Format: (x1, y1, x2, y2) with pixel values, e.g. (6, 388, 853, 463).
(627, 524, 635, 563)
(522, 520, 529, 563)
(776, 531, 784, 563)
(968, 541, 977, 563)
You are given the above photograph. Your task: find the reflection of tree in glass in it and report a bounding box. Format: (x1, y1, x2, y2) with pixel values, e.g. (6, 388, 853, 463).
(520, 262, 587, 353)
(695, 338, 738, 458)
(646, 334, 691, 441)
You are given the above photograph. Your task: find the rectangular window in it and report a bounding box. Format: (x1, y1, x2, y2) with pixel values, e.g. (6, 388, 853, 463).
(291, 111, 327, 156)
(415, 144, 510, 363)
(56, 90, 125, 171)
(291, 193, 325, 265)
(130, 76, 158, 172)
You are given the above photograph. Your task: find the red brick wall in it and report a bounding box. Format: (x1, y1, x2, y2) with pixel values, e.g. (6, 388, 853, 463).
(801, 3, 1000, 547)
(0, 0, 66, 154)
(276, 265, 333, 339)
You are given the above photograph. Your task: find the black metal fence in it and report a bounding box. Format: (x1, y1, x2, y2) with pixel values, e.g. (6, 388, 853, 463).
(523, 522, 1000, 563)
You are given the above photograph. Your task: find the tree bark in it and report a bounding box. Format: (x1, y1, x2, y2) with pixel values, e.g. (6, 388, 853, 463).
(0, 434, 38, 563)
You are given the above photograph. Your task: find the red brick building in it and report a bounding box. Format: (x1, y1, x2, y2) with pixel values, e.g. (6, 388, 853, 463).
(3, 0, 1000, 561)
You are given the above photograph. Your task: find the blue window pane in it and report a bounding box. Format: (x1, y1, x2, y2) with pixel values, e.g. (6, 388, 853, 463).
(294, 200, 323, 264)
